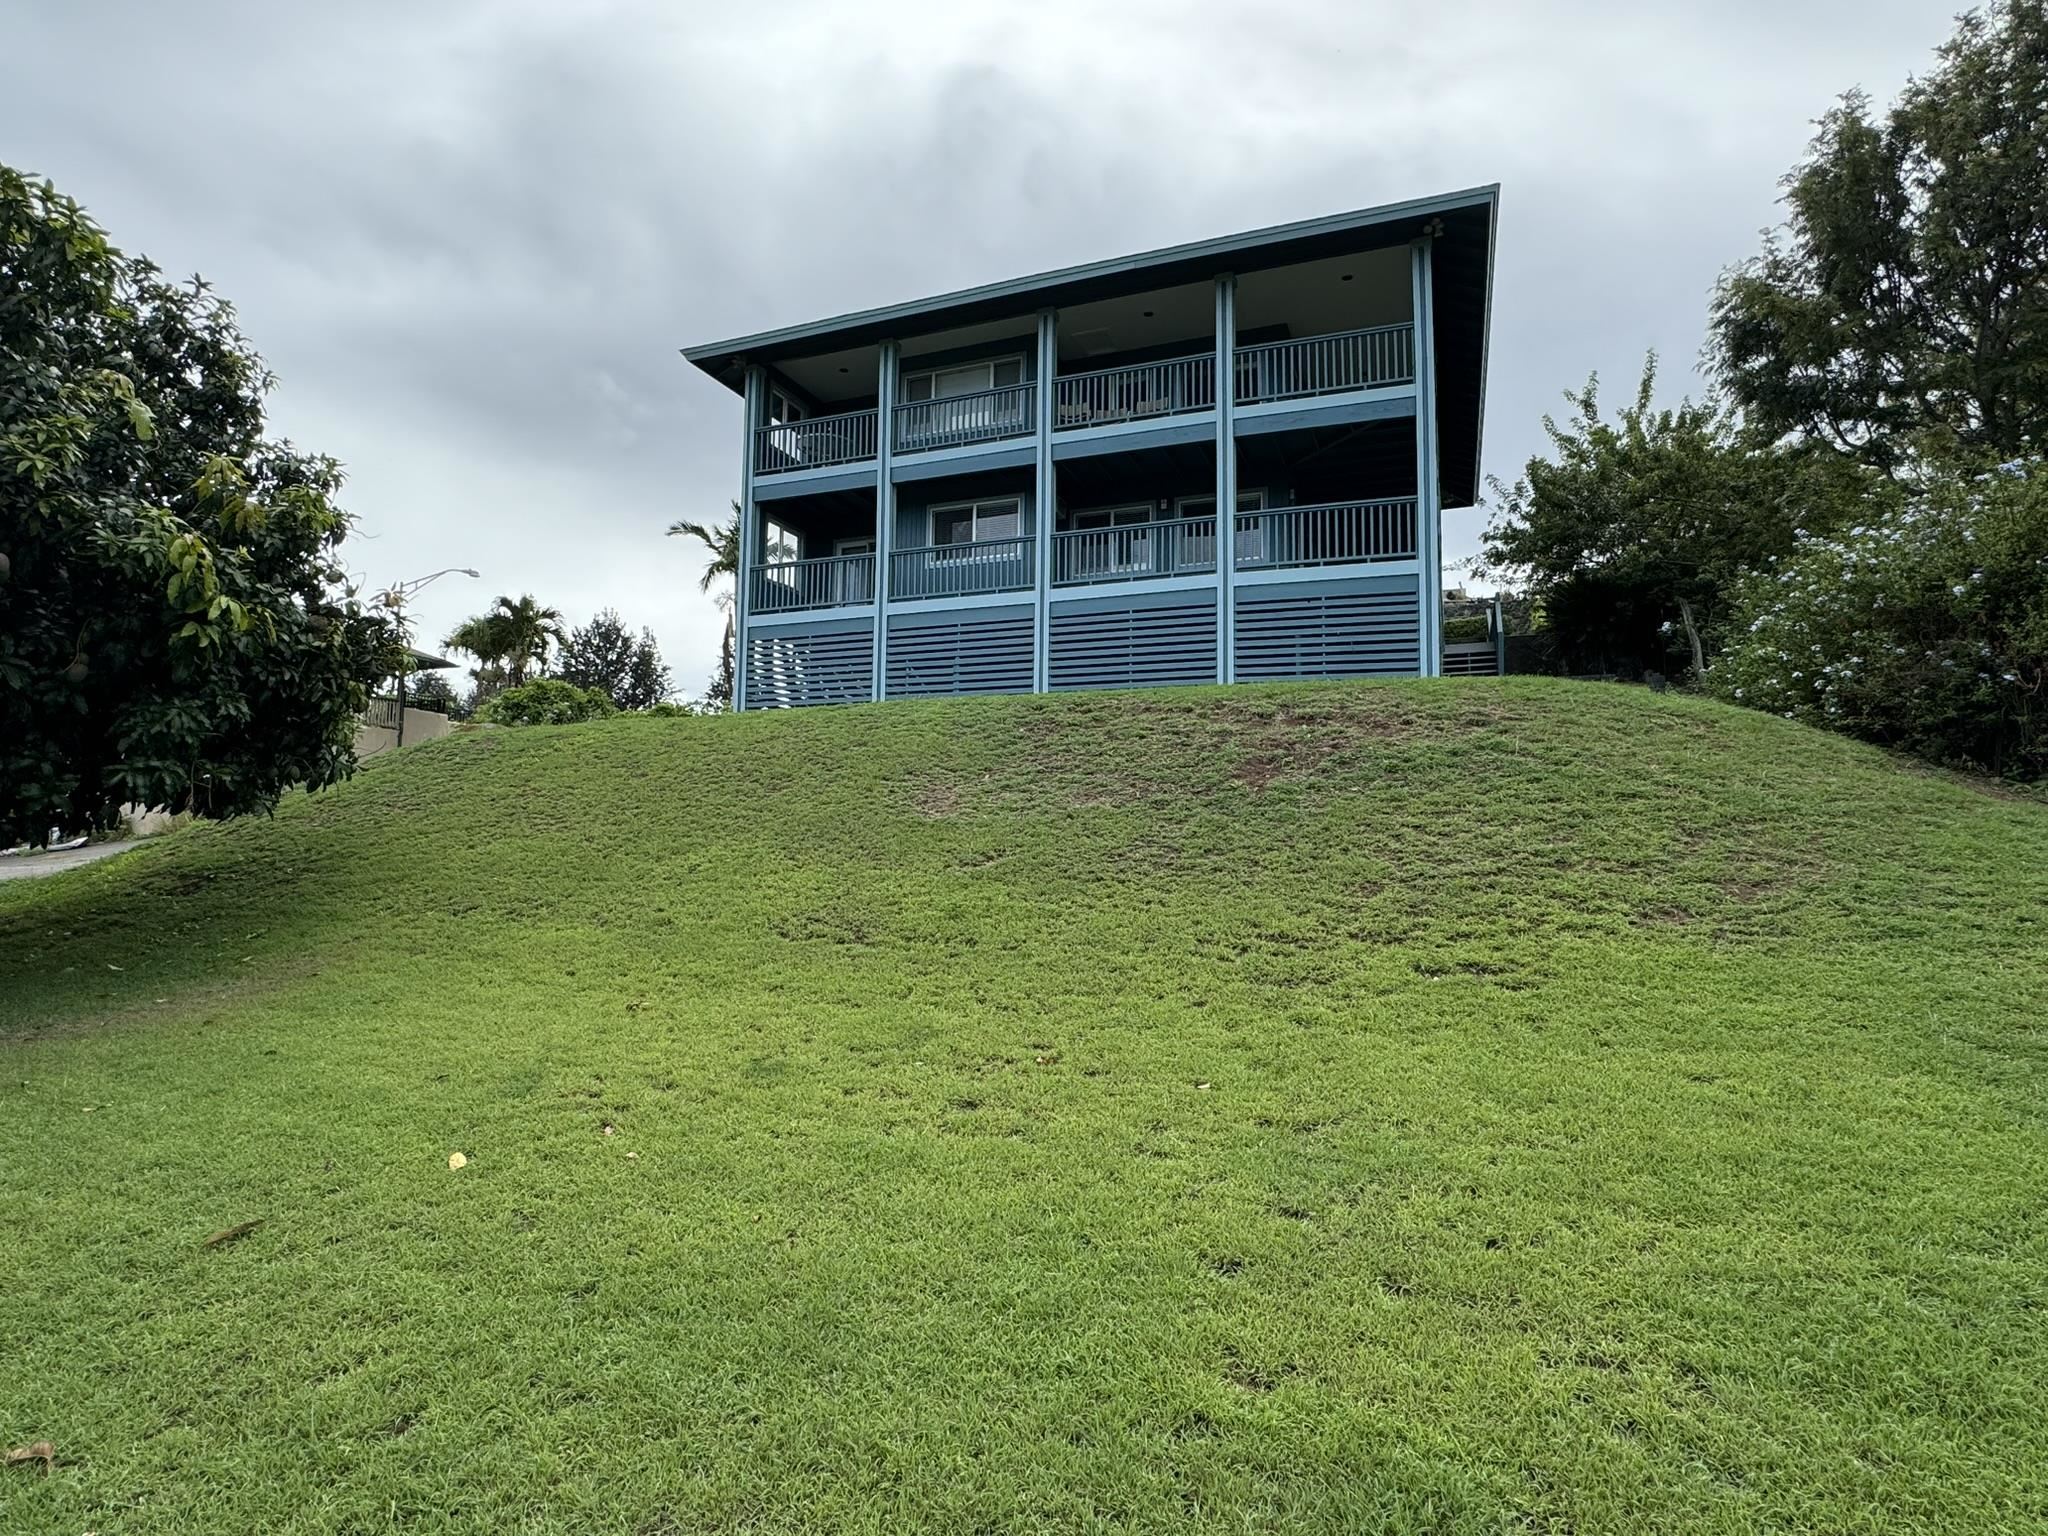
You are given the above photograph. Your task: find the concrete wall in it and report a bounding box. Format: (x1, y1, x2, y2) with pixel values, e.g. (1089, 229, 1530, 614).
(355, 708, 455, 760)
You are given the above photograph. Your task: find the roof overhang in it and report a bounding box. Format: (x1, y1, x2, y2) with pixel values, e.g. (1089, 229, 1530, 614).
(684, 183, 1498, 507)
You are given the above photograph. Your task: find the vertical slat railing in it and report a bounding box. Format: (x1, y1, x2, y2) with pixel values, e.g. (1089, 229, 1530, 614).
(753, 408, 879, 475)
(749, 553, 877, 612)
(888, 537, 1036, 600)
(1052, 355, 1215, 429)
(1234, 499, 1418, 570)
(893, 384, 1036, 453)
(1050, 516, 1218, 585)
(1233, 324, 1414, 405)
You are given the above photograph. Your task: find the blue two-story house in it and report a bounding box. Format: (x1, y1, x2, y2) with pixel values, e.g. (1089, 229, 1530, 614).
(684, 185, 1498, 708)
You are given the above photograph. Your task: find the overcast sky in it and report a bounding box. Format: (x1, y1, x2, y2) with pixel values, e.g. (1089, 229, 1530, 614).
(8, 0, 1958, 693)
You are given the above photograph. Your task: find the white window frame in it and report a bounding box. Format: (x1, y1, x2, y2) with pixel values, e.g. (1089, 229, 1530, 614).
(1173, 487, 1267, 520)
(765, 386, 807, 425)
(900, 354, 1026, 403)
(927, 496, 1024, 555)
(1059, 501, 1160, 578)
(830, 536, 876, 604)
(1176, 488, 1268, 566)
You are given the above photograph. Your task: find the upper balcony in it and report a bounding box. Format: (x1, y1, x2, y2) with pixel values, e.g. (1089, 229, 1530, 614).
(691, 185, 1498, 520)
(745, 242, 1421, 482)
(751, 324, 1415, 479)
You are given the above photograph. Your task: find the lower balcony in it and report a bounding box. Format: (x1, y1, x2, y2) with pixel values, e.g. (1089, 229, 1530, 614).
(1050, 499, 1416, 586)
(750, 552, 877, 613)
(748, 498, 1418, 617)
(888, 536, 1035, 601)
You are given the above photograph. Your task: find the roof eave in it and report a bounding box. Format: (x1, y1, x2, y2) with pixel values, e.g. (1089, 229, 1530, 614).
(683, 183, 1501, 376)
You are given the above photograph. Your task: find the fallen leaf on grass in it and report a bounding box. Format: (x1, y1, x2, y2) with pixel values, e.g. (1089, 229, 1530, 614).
(4, 1440, 54, 1476)
(602, 1124, 615, 1137)
(448, 1152, 469, 1170)
(203, 1219, 264, 1248)
(1196, 1082, 1213, 1091)
(624, 1151, 639, 1161)
(106, 963, 124, 972)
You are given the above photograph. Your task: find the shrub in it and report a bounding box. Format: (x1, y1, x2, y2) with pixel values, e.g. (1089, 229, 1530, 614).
(475, 679, 617, 727)
(1443, 615, 1490, 644)
(1710, 461, 2048, 778)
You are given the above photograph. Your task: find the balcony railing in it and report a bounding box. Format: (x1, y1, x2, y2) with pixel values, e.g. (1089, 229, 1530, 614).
(1235, 324, 1414, 405)
(754, 408, 879, 475)
(1052, 515, 1218, 585)
(890, 537, 1035, 600)
(894, 383, 1036, 453)
(1235, 498, 1417, 571)
(1054, 356, 1215, 430)
(750, 553, 876, 613)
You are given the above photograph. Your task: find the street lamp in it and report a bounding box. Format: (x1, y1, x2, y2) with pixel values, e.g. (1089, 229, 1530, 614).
(379, 568, 479, 746)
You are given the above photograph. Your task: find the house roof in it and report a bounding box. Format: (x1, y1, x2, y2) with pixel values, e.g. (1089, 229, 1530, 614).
(683, 184, 1499, 506)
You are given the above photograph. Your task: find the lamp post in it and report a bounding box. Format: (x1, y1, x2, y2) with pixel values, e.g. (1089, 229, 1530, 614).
(379, 567, 479, 746)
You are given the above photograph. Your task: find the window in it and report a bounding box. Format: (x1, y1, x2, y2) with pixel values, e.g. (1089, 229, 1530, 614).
(1060, 503, 1159, 578)
(831, 537, 875, 604)
(902, 356, 1024, 403)
(1174, 489, 1267, 520)
(765, 387, 806, 425)
(1177, 490, 1268, 565)
(930, 498, 1023, 549)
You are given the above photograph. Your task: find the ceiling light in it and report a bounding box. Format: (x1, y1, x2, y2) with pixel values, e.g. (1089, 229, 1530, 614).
(1340, 274, 1354, 282)
(1142, 309, 1155, 318)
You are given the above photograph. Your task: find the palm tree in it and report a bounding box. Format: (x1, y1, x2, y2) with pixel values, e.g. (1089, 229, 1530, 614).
(491, 594, 565, 686)
(446, 594, 565, 697)
(669, 504, 740, 706)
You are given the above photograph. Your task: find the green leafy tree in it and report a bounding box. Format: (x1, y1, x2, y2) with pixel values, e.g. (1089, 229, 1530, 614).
(556, 608, 671, 710)
(1711, 460, 2048, 777)
(1481, 355, 1881, 678)
(403, 671, 459, 716)
(668, 504, 738, 709)
(0, 165, 400, 844)
(1711, 2, 2048, 473)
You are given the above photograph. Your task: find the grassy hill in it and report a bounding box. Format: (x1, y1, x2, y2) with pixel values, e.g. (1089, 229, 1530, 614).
(2, 678, 2044, 1534)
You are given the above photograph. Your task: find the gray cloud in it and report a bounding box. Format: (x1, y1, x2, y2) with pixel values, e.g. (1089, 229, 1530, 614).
(7, 0, 1957, 686)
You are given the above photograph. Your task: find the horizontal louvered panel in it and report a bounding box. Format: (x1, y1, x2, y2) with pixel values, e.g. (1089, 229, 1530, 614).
(1234, 591, 1420, 680)
(1050, 600, 1217, 692)
(886, 616, 1036, 697)
(746, 629, 875, 709)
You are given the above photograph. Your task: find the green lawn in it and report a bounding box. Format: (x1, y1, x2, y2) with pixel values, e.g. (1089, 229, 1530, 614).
(2, 679, 2044, 1533)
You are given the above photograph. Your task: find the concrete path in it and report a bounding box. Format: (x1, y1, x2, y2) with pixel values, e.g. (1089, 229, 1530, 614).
(0, 842, 139, 881)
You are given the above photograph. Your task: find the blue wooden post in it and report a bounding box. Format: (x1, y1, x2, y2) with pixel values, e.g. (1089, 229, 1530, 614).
(1033, 308, 1057, 691)
(874, 341, 899, 701)
(1410, 240, 1441, 677)
(734, 364, 764, 711)
(1213, 274, 1238, 683)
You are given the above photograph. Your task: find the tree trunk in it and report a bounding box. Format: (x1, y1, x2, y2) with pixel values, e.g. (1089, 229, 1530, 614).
(1676, 598, 1707, 680)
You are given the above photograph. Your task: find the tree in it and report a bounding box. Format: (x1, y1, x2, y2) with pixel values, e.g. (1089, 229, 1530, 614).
(0, 165, 400, 845)
(1710, 460, 2048, 777)
(445, 593, 563, 698)
(1480, 355, 1881, 678)
(1711, 2, 2048, 474)
(404, 671, 459, 715)
(556, 608, 671, 710)
(668, 504, 739, 709)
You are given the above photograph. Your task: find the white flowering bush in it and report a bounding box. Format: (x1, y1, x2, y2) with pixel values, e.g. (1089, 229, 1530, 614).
(1710, 461, 2048, 778)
